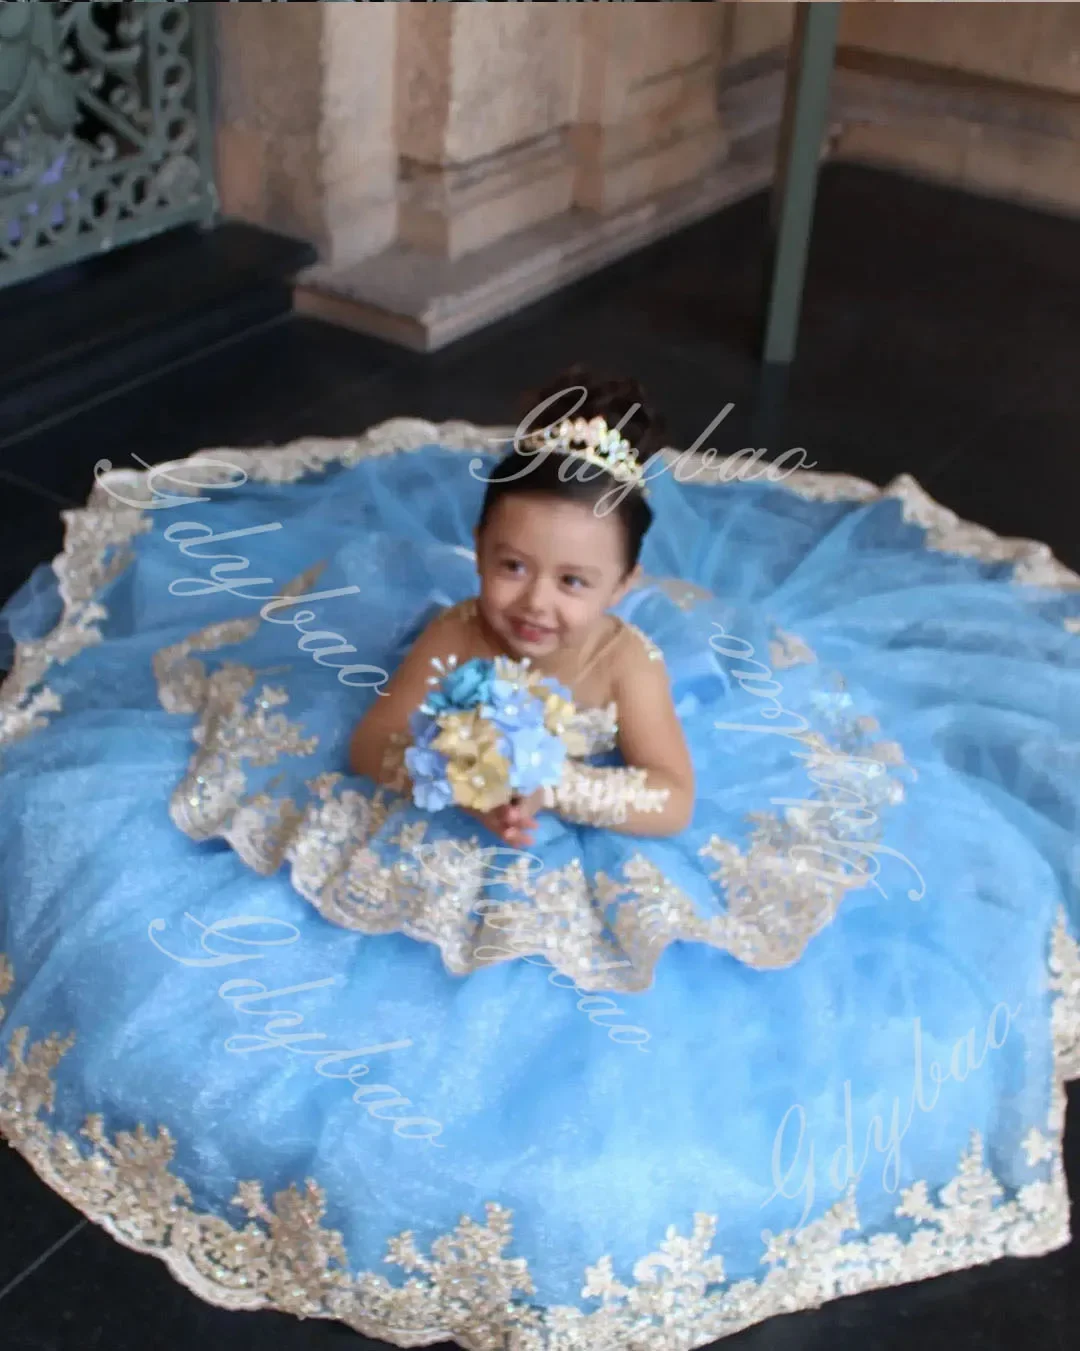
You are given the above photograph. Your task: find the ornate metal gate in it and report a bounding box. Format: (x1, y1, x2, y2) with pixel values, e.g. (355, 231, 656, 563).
(0, 1, 216, 290)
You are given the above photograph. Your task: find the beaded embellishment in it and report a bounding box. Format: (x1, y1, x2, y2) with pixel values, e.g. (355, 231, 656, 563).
(543, 763, 670, 826)
(0, 916, 1077, 1347)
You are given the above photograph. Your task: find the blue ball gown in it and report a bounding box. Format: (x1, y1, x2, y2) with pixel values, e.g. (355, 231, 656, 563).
(1, 418, 1079, 1350)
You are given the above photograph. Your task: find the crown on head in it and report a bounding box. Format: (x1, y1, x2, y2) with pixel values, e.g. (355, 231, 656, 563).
(520, 416, 648, 493)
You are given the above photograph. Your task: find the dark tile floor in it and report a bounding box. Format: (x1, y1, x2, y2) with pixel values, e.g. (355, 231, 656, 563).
(1, 162, 1078, 1348)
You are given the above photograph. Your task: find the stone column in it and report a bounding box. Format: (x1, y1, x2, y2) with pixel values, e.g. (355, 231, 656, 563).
(213, 3, 398, 266)
(394, 5, 578, 260)
(292, 3, 787, 352)
(572, 4, 730, 215)
(718, 2, 795, 160)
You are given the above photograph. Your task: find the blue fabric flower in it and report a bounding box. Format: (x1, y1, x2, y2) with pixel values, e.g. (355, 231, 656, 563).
(405, 744, 455, 811)
(539, 675, 574, 703)
(408, 708, 440, 747)
(486, 679, 546, 734)
(425, 658, 496, 713)
(413, 777, 456, 812)
(506, 724, 567, 795)
(410, 662, 572, 810)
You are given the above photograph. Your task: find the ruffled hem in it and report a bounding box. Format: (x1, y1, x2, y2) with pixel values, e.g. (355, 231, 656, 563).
(152, 605, 916, 992)
(4, 419, 1077, 992)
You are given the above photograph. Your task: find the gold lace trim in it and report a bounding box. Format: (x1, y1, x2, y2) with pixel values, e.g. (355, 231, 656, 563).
(667, 455, 1080, 593)
(769, 627, 818, 670)
(4, 420, 1077, 753)
(545, 762, 670, 825)
(154, 614, 911, 990)
(1, 915, 1077, 1349)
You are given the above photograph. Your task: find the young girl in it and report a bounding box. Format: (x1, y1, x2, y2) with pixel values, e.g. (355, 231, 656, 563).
(349, 372, 695, 846)
(0, 369, 1078, 1351)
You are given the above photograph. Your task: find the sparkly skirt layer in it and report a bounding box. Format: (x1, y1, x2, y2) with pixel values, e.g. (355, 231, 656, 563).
(1, 421, 1079, 1351)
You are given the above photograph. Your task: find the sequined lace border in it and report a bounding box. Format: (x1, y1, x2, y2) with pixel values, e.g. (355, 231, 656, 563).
(0, 913, 1077, 1350)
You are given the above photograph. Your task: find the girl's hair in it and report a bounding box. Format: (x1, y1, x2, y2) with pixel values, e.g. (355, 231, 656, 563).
(477, 365, 665, 574)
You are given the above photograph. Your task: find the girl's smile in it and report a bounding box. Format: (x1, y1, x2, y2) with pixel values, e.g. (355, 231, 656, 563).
(474, 493, 641, 671)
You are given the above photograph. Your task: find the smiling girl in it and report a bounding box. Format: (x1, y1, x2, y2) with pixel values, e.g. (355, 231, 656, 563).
(349, 370, 695, 845)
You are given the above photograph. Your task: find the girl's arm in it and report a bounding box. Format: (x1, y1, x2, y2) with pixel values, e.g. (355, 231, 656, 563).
(544, 636, 695, 837)
(348, 616, 462, 784)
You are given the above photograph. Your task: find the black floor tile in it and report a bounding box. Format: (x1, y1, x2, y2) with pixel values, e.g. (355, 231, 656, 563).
(0, 223, 319, 448)
(276, 302, 771, 478)
(0, 1209, 458, 1351)
(0, 222, 315, 380)
(921, 414, 1080, 572)
(0, 317, 401, 508)
(0, 479, 67, 611)
(0, 1149, 83, 1297)
(284, 332, 961, 493)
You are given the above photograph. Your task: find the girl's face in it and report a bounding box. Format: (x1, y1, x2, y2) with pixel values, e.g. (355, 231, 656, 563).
(475, 494, 640, 661)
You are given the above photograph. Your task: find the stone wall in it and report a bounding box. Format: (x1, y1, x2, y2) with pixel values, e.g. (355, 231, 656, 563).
(214, 2, 785, 349)
(214, 3, 398, 264)
(211, 2, 1080, 350)
(215, 2, 756, 276)
(831, 2, 1080, 214)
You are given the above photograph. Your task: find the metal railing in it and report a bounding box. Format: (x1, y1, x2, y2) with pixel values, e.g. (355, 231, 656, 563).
(0, 1, 216, 291)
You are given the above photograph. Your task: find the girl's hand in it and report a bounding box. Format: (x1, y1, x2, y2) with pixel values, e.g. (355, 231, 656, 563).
(461, 804, 514, 844)
(500, 789, 545, 847)
(463, 790, 545, 848)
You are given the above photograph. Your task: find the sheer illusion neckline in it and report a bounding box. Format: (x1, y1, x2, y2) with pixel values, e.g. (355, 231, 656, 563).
(442, 596, 659, 712)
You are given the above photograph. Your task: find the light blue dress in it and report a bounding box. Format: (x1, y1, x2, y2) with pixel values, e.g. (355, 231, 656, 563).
(1, 420, 1078, 1350)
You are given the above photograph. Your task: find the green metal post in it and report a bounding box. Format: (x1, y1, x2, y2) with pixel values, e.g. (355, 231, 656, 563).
(760, 1, 840, 368)
(195, 6, 220, 229)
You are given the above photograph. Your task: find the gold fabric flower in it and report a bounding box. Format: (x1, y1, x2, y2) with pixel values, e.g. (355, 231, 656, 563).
(432, 710, 484, 758)
(541, 692, 588, 756)
(541, 692, 575, 730)
(433, 711, 511, 810)
(446, 743, 511, 811)
(561, 727, 591, 758)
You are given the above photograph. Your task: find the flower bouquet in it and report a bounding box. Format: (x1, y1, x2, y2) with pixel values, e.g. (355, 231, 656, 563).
(404, 656, 586, 813)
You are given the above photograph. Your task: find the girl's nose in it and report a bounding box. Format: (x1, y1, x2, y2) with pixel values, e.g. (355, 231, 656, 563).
(522, 578, 552, 611)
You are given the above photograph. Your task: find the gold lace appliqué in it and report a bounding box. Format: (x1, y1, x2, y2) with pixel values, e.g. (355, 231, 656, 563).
(1, 916, 1077, 1349)
(154, 618, 912, 991)
(769, 627, 818, 670)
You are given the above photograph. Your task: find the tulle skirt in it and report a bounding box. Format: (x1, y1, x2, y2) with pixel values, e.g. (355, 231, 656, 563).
(1, 420, 1078, 1350)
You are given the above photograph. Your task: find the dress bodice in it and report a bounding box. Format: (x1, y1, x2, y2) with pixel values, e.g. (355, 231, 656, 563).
(564, 701, 619, 757)
(430, 595, 660, 756)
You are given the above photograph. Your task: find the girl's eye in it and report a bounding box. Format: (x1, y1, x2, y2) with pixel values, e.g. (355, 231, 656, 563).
(563, 575, 587, 590)
(501, 559, 524, 574)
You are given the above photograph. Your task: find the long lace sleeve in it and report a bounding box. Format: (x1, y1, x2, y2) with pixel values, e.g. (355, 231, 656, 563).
(542, 762, 670, 827)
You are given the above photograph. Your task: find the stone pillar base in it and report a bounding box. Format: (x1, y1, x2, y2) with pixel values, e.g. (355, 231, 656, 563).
(398, 130, 576, 261)
(830, 51, 1080, 217)
(293, 146, 773, 353)
(214, 4, 398, 267)
(572, 115, 728, 217)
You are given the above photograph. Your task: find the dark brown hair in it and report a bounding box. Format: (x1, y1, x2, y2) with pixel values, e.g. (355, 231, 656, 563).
(477, 365, 664, 573)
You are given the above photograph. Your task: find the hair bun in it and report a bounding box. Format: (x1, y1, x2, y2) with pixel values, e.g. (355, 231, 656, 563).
(519, 365, 665, 463)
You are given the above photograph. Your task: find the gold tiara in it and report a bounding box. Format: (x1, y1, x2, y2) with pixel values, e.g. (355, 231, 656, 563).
(520, 416, 648, 492)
